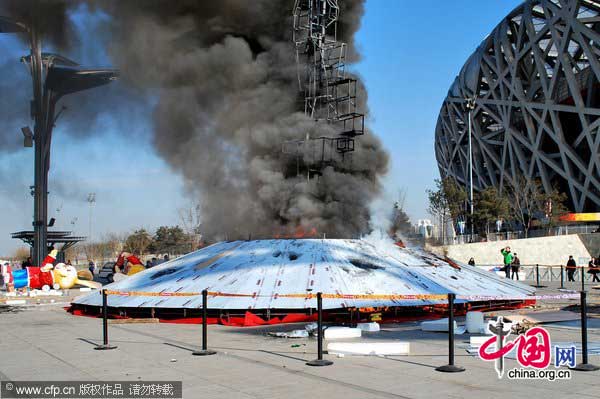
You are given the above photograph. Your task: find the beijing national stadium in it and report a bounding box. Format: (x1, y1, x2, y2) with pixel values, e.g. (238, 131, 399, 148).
(435, 0, 600, 214)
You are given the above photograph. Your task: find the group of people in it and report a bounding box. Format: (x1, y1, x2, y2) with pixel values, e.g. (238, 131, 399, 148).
(565, 255, 600, 282)
(495, 248, 600, 283)
(500, 247, 521, 280)
(145, 254, 170, 269)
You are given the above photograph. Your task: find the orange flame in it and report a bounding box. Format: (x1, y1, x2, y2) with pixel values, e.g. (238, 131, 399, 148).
(273, 226, 319, 239)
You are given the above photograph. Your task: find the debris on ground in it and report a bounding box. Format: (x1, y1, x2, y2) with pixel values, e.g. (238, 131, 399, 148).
(357, 322, 380, 332)
(305, 323, 318, 334)
(511, 319, 536, 335)
(267, 329, 309, 339)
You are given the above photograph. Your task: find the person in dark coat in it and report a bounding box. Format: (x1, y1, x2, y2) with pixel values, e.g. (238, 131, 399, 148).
(566, 256, 577, 282)
(588, 257, 600, 283)
(511, 253, 521, 280)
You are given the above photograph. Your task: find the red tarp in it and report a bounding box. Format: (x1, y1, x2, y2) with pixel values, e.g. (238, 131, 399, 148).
(67, 300, 534, 327)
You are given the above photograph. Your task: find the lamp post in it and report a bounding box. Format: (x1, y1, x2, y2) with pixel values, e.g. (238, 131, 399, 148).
(87, 193, 96, 243)
(1, 16, 118, 266)
(465, 97, 476, 241)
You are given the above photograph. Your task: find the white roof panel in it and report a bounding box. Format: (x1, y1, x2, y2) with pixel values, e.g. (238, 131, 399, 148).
(73, 239, 535, 310)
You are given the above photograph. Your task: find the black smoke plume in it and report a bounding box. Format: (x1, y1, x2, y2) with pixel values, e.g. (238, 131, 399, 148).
(0, 0, 389, 240)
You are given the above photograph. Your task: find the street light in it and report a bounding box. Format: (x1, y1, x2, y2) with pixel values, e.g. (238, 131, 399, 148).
(465, 97, 476, 241)
(1, 15, 118, 266)
(444, 95, 477, 241)
(87, 193, 96, 244)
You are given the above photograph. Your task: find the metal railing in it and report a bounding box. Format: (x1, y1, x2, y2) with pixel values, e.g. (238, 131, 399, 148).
(476, 264, 599, 282)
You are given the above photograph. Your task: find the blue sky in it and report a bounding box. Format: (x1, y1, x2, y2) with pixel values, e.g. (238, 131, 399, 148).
(0, 1, 523, 255)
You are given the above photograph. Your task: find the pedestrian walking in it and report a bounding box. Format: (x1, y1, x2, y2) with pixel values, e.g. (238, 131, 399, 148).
(88, 260, 95, 275)
(511, 253, 521, 280)
(22, 257, 32, 268)
(501, 247, 513, 278)
(588, 257, 600, 283)
(566, 255, 577, 282)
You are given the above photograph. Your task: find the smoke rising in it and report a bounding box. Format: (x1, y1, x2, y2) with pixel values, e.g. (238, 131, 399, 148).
(1, 0, 389, 240)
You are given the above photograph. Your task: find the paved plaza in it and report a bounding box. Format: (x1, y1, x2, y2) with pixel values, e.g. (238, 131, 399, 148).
(1, 284, 599, 398)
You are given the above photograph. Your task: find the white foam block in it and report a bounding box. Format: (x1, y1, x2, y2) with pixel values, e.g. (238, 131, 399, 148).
(327, 342, 410, 356)
(324, 327, 362, 339)
(357, 322, 380, 332)
(79, 287, 92, 292)
(421, 318, 457, 332)
(5, 299, 26, 305)
(470, 335, 493, 347)
(466, 311, 485, 334)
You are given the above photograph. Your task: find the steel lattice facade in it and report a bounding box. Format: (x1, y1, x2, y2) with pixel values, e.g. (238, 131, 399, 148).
(435, 0, 600, 212)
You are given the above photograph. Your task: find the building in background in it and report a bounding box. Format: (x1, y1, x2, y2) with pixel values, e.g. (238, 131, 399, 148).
(435, 0, 600, 214)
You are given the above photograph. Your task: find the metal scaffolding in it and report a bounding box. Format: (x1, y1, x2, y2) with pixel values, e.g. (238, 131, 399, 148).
(284, 0, 365, 175)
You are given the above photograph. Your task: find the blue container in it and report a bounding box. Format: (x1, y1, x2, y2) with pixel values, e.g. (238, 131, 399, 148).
(12, 269, 28, 289)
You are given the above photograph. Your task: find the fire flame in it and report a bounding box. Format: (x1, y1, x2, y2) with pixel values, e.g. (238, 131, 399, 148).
(274, 226, 319, 239)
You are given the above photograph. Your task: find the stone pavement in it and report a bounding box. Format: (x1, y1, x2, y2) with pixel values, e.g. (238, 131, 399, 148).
(1, 296, 600, 399)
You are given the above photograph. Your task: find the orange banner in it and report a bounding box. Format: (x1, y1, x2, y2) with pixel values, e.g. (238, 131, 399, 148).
(559, 212, 600, 222)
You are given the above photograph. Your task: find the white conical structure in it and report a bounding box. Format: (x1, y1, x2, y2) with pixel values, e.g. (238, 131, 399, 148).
(73, 239, 535, 310)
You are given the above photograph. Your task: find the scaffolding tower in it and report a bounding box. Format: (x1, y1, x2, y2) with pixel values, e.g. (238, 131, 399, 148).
(284, 0, 365, 175)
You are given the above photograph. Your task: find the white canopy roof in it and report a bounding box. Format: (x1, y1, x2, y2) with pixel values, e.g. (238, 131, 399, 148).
(73, 239, 535, 310)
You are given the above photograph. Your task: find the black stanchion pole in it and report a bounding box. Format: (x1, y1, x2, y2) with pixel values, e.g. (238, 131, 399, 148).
(560, 266, 564, 289)
(581, 268, 585, 292)
(193, 289, 216, 356)
(573, 291, 599, 371)
(95, 289, 117, 350)
(436, 293, 465, 372)
(532, 264, 546, 288)
(307, 292, 333, 367)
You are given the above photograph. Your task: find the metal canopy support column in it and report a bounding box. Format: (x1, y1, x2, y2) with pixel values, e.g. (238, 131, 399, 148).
(1, 16, 118, 263)
(30, 26, 47, 267)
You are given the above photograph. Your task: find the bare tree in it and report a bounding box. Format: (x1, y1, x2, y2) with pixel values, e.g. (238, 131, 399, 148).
(178, 202, 203, 251)
(80, 233, 126, 263)
(123, 229, 153, 255)
(390, 188, 412, 240)
(11, 247, 30, 262)
(505, 175, 539, 238)
(505, 174, 567, 238)
(427, 180, 451, 244)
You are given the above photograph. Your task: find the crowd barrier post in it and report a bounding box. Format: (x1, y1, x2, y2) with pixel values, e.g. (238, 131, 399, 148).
(307, 292, 333, 367)
(560, 265, 564, 289)
(436, 293, 465, 373)
(94, 289, 117, 350)
(573, 291, 599, 371)
(193, 289, 217, 356)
